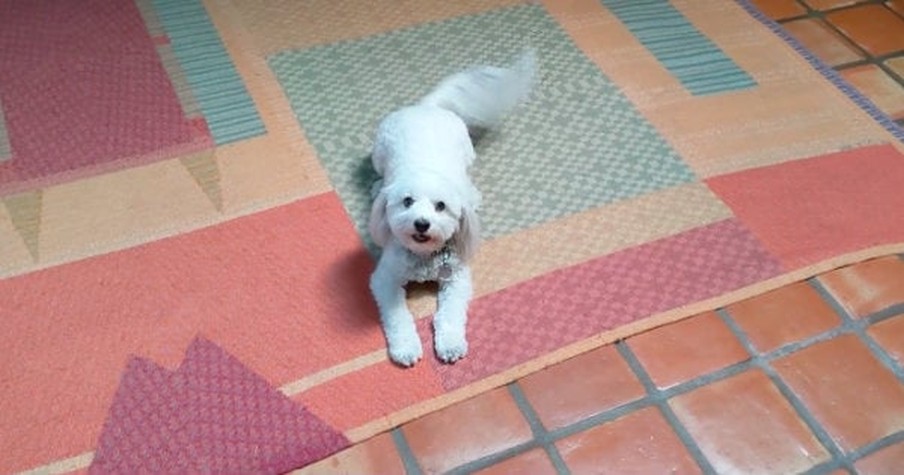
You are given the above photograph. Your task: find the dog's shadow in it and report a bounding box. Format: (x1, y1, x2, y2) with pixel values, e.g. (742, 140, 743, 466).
(353, 153, 381, 203)
(327, 245, 440, 334)
(325, 155, 383, 333)
(326, 246, 381, 333)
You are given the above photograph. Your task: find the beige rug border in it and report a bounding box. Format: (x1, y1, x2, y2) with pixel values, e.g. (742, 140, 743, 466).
(345, 244, 904, 443)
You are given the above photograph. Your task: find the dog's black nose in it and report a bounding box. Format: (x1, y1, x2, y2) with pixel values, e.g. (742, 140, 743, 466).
(414, 219, 430, 233)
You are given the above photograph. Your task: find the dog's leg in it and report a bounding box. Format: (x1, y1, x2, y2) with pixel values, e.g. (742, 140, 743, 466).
(370, 256, 422, 367)
(434, 266, 472, 363)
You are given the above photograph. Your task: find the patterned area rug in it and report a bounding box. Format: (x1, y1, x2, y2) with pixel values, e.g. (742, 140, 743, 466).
(2, 0, 904, 472)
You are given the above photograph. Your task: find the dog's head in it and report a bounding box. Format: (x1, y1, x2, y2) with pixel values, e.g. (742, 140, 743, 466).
(369, 172, 480, 261)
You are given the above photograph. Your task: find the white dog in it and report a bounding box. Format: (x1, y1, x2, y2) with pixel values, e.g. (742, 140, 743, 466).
(368, 52, 537, 366)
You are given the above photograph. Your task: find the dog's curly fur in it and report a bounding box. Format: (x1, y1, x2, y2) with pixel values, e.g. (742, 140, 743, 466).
(368, 52, 537, 366)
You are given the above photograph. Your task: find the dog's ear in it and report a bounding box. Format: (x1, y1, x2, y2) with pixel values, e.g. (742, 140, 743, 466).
(454, 201, 481, 262)
(368, 186, 392, 247)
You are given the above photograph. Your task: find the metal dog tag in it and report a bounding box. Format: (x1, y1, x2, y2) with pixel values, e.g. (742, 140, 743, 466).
(438, 263, 453, 281)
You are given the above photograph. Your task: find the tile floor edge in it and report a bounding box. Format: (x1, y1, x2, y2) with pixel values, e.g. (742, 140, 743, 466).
(735, 0, 904, 141)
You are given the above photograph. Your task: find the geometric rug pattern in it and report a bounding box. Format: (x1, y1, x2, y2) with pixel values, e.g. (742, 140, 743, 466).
(601, 0, 757, 95)
(2, 0, 904, 472)
(269, 4, 694, 243)
(89, 338, 348, 474)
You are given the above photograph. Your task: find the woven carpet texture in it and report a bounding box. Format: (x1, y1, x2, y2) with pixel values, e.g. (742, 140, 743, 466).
(1, 0, 904, 472)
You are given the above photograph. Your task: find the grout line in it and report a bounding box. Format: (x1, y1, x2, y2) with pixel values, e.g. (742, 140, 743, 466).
(876, 61, 904, 93)
(739, 0, 904, 142)
(774, 11, 874, 68)
(507, 383, 572, 475)
(432, 296, 903, 475)
(507, 383, 548, 437)
(799, 459, 848, 475)
(443, 440, 543, 475)
(864, 303, 904, 326)
(391, 428, 424, 475)
(717, 309, 851, 469)
(427, 265, 904, 475)
(807, 1, 904, 92)
(616, 342, 718, 475)
(790, 0, 815, 15)
(832, 58, 873, 71)
(809, 280, 904, 382)
(657, 358, 753, 400)
(655, 403, 720, 475)
(545, 396, 653, 442)
(844, 317, 904, 380)
(778, 13, 811, 22)
(447, 344, 781, 473)
(890, 1, 904, 20)
(848, 429, 904, 464)
(543, 445, 573, 475)
(615, 341, 662, 395)
(760, 325, 849, 362)
(800, 417, 904, 474)
(444, 384, 554, 475)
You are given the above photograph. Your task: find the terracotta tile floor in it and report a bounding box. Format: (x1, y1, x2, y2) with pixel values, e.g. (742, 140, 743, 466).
(298, 3, 904, 473)
(771, 0, 904, 123)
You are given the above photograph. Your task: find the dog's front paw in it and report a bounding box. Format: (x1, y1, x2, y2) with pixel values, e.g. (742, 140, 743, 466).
(387, 332, 423, 367)
(435, 329, 468, 364)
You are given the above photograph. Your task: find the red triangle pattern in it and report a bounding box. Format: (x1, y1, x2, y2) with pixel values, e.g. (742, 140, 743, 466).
(90, 337, 349, 474)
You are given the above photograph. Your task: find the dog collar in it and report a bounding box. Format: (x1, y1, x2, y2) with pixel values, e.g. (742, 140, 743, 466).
(408, 243, 455, 281)
(436, 245, 453, 281)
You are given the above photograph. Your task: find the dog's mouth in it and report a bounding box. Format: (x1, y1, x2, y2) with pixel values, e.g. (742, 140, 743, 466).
(411, 233, 431, 243)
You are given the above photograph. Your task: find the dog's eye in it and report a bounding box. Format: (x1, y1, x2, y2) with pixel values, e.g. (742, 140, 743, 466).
(402, 197, 414, 208)
(435, 201, 446, 212)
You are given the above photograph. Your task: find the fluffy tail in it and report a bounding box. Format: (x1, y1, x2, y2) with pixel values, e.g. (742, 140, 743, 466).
(419, 50, 538, 131)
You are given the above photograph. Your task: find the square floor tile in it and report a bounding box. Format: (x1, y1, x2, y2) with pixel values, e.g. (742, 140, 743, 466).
(670, 370, 830, 474)
(868, 315, 904, 366)
(782, 18, 864, 66)
(402, 387, 533, 474)
(555, 407, 701, 474)
(840, 65, 904, 119)
(855, 442, 904, 474)
(819, 256, 904, 319)
(474, 448, 557, 475)
(727, 281, 841, 352)
(826, 4, 904, 56)
(519, 345, 645, 430)
(293, 432, 404, 474)
(773, 335, 904, 451)
(628, 312, 749, 389)
(751, 0, 807, 19)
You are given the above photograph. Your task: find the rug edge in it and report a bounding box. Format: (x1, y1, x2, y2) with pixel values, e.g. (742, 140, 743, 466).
(732, 0, 904, 143)
(343, 243, 904, 444)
